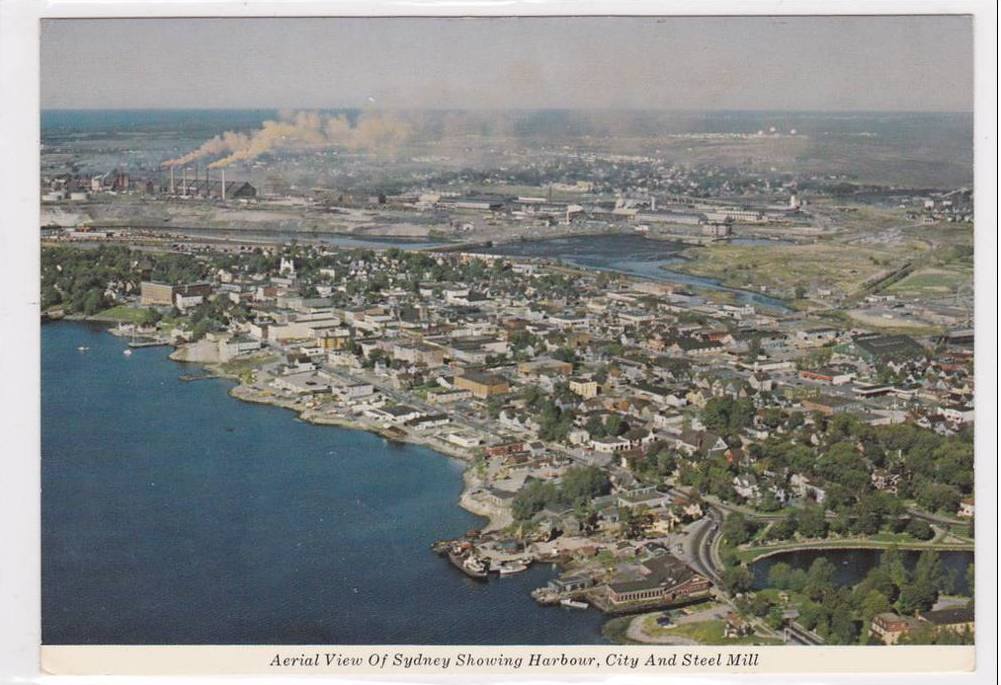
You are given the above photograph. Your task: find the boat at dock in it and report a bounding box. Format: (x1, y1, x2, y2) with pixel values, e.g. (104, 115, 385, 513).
(560, 598, 589, 610)
(448, 549, 489, 580)
(448, 544, 490, 580)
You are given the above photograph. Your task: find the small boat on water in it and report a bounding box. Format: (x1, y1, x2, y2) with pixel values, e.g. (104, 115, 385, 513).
(122, 349, 133, 356)
(560, 598, 589, 610)
(77, 346, 89, 352)
(498, 561, 529, 576)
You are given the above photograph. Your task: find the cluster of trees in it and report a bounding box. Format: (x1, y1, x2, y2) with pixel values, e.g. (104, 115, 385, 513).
(728, 411, 973, 520)
(765, 505, 936, 543)
(42, 245, 248, 316)
(700, 397, 756, 437)
(147, 252, 210, 284)
(185, 296, 251, 341)
(584, 413, 628, 439)
(621, 444, 677, 485)
(677, 454, 742, 503)
(720, 513, 761, 546)
(520, 384, 577, 442)
(511, 466, 610, 521)
(41, 245, 138, 314)
(763, 549, 971, 644)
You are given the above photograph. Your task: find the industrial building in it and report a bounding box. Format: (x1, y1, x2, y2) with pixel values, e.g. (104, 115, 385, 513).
(454, 370, 510, 399)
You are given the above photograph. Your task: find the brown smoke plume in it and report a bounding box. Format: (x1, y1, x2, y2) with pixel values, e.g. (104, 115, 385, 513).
(162, 110, 413, 169)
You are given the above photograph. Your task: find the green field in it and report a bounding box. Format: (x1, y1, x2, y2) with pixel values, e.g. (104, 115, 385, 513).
(641, 617, 783, 646)
(886, 268, 972, 297)
(91, 305, 148, 323)
(676, 242, 902, 298)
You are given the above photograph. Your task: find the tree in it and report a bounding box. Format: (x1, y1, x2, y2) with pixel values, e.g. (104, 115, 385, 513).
(721, 513, 756, 546)
(604, 414, 628, 437)
(767, 512, 798, 541)
(585, 414, 607, 438)
(896, 579, 937, 615)
(81, 289, 104, 315)
(798, 506, 829, 539)
(916, 483, 961, 514)
(560, 466, 611, 505)
(804, 558, 838, 600)
(655, 451, 677, 477)
(767, 561, 793, 590)
(828, 603, 859, 644)
(139, 307, 161, 328)
(749, 593, 772, 617)
(880, 547, 910, 589)
(722, 565, 754, 594)
(905, 518, 935, 541)
(857, 589, 893, 640)
(855, 565, 900, 605)
(511, 480, 560, 521)
(701, 397, 755, 434)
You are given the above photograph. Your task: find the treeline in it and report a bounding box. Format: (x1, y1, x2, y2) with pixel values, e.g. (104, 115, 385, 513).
(41, 245, 137, 314)
(41, 245, 211, 315)
(767, 549, 972, 645)
(684, 403, 974, 520)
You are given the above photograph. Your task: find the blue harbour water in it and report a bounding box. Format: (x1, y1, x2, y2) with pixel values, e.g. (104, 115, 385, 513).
(41, 322, 607, 645)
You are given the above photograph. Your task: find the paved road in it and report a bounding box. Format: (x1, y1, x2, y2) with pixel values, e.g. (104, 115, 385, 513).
(681, 502, 724, 586)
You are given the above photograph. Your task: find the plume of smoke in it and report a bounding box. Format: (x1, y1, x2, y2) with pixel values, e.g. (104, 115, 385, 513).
(164, 110, 414, 169)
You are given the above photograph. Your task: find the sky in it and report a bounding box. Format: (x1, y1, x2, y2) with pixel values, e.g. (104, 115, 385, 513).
(40, 16, 973, 111)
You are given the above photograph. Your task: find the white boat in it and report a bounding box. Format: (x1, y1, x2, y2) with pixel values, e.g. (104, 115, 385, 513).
(498, 561, 529, 575)
(77, 346, 89, 352)
(122, 349, 133, 356)
(560, 598, 589, 610)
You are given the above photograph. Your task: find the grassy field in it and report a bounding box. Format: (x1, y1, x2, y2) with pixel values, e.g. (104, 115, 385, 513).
(676, 242, 901, 297)
(218, 353, 279, 376)
(641, 617, 784, 646)
(91, 305, 148, 323)
(886, 267, 972, 297)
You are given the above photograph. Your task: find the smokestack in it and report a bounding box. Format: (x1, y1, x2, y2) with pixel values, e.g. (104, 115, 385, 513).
(169, 166, 175, 195)
(650, 195, 656, 211)
(221, 168, 226, 201)
(182, 167, 187, 197)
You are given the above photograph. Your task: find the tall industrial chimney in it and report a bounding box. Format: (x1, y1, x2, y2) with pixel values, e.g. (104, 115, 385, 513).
(169, 166, 175, 195)
(182, 167, 187, 197)
(221, 168, 226, 201)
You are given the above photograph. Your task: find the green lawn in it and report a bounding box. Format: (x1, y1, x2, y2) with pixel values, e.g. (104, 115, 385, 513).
(92, 305, 149, 323)
(885, 268, 972, 296)
(644, 618, 783, 646)
(218, 353, 279, 376)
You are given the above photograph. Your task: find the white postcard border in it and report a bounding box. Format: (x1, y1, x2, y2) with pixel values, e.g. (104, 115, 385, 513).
(1, 1, 996, 684)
